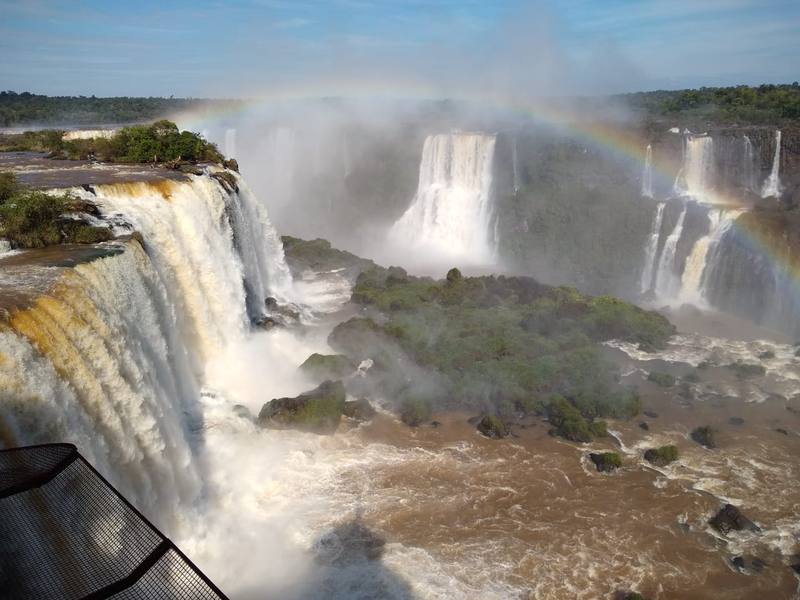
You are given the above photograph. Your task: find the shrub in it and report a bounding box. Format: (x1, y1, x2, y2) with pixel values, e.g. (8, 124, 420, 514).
(0, 190, 66, 247)
(726, 361, 766, 379)
(400, 397, 432, 427)
(644, 445, 679, 466)
(647, 371, 675, 387)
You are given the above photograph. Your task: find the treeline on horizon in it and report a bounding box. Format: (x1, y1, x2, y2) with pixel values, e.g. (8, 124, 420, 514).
(2, 84, 799, 128)
(0, 91, 243, 128)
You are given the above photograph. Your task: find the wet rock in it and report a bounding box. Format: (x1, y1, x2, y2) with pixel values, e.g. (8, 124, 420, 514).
(647, 371, 675, 387)
(255, 316, 283, 330)
(732, 555, 767, 573)
(643, 410, 659, 419)
(300, 353, 357, 381)
(476, 415, 510, 439)
(758, 350, 775, 360)
(726, 361, 766, 379)
(430, 420, 442, 428)
(467, 415, 482, 426)
(791, 562, 800, 575)
(638, 421, 649, 431)
(589, 452, 622, 473)
(729, 417, 745, 426)
(342, 398, 376, 421)
(400, 398, 431, 427)
(644, 445, 678, 467)
(446, 267, 462, 283)
(258, 380, 346, 435)
(622, 593, 647, 600)
(774, 427, 789, 435)
(223, 158, 239, 172)
(232, 404, 252, 420)
(709, 503, 760, 535)
(691, 425, 717, 449)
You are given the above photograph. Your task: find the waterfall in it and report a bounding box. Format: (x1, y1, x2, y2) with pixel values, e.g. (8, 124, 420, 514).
(682, 135, 714, 200)
(0, 243, 202, 524)
(761, 130, 782, 198)
(653, 204, 687, 298)
(512, 136, 521, 194)
(641, 144, 654, 198)
(390, 132, 497, 263)
(743, 135, 757, 191)
(0, 173, 291, 528)
(640, 202, 665, 293)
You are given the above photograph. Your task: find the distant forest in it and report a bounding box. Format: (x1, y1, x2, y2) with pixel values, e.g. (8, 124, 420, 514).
(2, 85, 799, 128)
(621, 83, 800, 124)
(0, 91, 241, 128)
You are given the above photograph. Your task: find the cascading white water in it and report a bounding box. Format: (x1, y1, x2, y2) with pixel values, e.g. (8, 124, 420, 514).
(743, 135, 757, 191)
(682, 135, 714, 200)
(512, 137, 521, 194)
(682, 208, 744, 303)
(0, 243, 202, 526)
(653, 205, 687, 297)
(390, 132, 497, 264)
(761, 130, 782, 198)
(641, 144, 654, 198)
(0, 173, 292, 529)
(639, 202, 665, 293)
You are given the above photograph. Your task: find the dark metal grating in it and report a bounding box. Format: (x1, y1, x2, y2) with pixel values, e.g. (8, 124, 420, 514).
(0, 444, 228, 600)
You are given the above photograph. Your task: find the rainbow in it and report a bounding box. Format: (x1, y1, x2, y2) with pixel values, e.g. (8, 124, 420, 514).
(174, 86, 796, 312)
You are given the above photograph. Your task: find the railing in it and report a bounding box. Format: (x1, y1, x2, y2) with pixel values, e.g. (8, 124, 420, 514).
(0, 443, 229, 600)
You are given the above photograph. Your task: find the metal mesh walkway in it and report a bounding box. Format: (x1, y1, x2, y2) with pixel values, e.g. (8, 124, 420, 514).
(0, 443, 228, 600)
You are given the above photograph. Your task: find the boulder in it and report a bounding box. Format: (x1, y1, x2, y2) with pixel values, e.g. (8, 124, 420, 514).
(709, 504, 760, 535)
(400, 397, 432, 427)
(691, 425, 717, 448)
(255, 316, 283, 330)
(446, 267, 462, 283)
(589, 452, 622, 473)
(258, 380, 346, 434)
(342, 398, 376, 421)
(729, 417, 745, 426)
(644, 410, 659, 419)
(643, 445, 678, 467)
(638, 421, 649, 431)
(300, 353, 357, 381)
(232, 404, 252, 420)
(476, 415, 510, 439)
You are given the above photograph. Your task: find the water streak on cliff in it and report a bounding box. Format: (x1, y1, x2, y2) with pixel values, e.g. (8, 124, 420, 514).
(761, 130, 782, 198)
(639, 202, 665, 293)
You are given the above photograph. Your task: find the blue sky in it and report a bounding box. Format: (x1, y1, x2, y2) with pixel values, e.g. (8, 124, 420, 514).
(1, 0, 798, 97)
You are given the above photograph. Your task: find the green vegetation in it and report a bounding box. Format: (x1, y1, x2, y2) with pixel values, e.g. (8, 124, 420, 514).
(0, 172, 111, 248)
(623, 83, 800, 125)
(400, 397, 432, 427)
(0, 120, 223, 165)
(300, 353, 357, 381)
(644, 445, 679, 466)
(257, 380, 346, 435)
(647, 371, 676, 387)
(547, 396, 609, 442)
(281, 236, 377, 274)
(476, 415, 509, 439)
(726, 361, 767, 379)
(328, 263, 671, 441)
(0, 91, 243, 127)
(589, 452, 622, 472)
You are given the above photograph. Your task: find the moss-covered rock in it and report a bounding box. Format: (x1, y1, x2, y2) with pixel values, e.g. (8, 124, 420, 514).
(546, 396, 609, 442)
(647, 371, 675, 387)
(589, 452, 622, 472)
(400, 397, 431, 427)
(643, 445, 678, 466)
(300, 353, 356, 381)
(476, 415, 510, 439)
(691, 425, 717, 448)
(726, 361, 767, 379)
(342, 398, 376, 421)
(258, 380, 346, 434)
